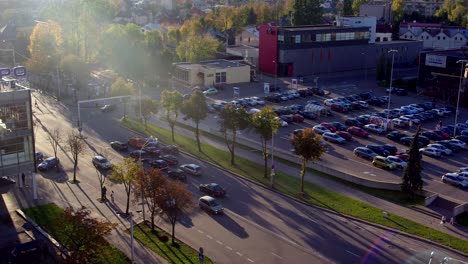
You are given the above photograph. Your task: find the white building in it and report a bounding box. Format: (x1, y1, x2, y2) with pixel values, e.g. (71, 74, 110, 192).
(399, 22, 468, 49)
(336, 16, 377, 44)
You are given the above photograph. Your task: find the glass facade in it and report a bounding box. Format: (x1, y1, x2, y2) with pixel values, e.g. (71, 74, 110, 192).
(0, 89, 35, 176)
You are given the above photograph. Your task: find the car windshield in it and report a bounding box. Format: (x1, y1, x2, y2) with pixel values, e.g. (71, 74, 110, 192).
(99, 159, 108, 163)
(209, 200, 220, 206)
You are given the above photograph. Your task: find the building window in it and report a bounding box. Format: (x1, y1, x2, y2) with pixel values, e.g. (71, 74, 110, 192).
(437, 36, 440, 40)
(426, 36, 429, 39)
(175, 69, 189, 82)
(0, 103, 30, 131)
(443, 36, 446, 40)
(215, 72, 226, 84)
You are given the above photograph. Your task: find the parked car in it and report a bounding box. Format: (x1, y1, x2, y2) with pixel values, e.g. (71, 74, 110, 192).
(419, 147, 441, 158)
(199, 183, 226, 197)
(330, 104, 348, 113)
(366, 145, 390, 156)
(436, 140, 463, 152)
(427, 143, 452, 155)
(92, 155, 111, 170)
(38, 157, 60, 171)
(386, 156, 407, 169)
(372, 156, 396, 170)
(382, 144, 398, 155)
(167, 169, 186, 181)
(110, 141, 128, 151)
(312, 125, 331, 135)
(149, 159, 169, 170)
(455, 135, 468, 144)
(160, 155, 178, 166)
(199, 196, 224, 214)
(344, 118, 363, 127)
(129, 150, 150, 160)
(298, 111, 317, 120)
(322, 132, 346, 144)
(446, 139, 466, 149)
(180, 164, 202, 176)
(347, 126, 369, 138)
(387, 131, 407, 141)
(35, 151, 44, 161)
(421, 131, 443, 141)
(399, 137, 424, 148)
(320, 122, 337, 132)
(336, 131, 352, 141)
(363, 124, 385, 134)
(329, 122, 347, 131)
(142, 146, 161, 156)
(128, 136, 147, 148)
(353, 147, 378, 160)
(441, 174, 468, 188)
(203, 87, 219, 96)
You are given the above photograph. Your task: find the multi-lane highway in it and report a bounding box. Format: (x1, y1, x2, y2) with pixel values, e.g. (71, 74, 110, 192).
(31, 89, 467, 264)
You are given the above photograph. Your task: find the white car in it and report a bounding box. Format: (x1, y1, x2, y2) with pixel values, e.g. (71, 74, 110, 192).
(401, 115, 421, 125)
(459, 167, 468, 172)
(274, 117, 288, 127)
(386, 156, 407, 169)
(419, 147, 441, 158)
(180, 164, 202, 176)
(312, 125, 331, 135)
(432, 109, 446, 116)
(427, 144, 452, 155)
(324, 99, 335, 106)
(447, 139, 466, 149)
(363, 124, 385, 134)
(356, 101, 368, 108)
(322, 132, 346, 144)
(250, 97, 265, 106)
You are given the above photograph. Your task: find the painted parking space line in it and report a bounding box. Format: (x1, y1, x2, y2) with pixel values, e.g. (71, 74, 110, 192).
(206, 235, 213, 239)
(271, 252, 283, 259)
(226, 246, 233, 250)
(216, 240, 223, 245)
(345, 250, 360, 258)
(236, 252, 243, 256)
(247, 258, 254, 262)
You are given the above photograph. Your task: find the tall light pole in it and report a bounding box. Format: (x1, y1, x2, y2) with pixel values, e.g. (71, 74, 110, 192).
(138, 137, 156, 222)
(386, 49, 398, 131)
(454, 59, 467, 137)
(129, 213, 135, 264)
(273, 60, 277, 90)
(270, 127, 275, 188)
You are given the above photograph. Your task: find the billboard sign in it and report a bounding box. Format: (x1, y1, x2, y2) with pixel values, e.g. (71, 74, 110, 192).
(291, 79, 298, 89)
(0, 68, 11, 77)
(263, 83, 270, 95)
(13, 66, 27, 77)
(425, 54, 447, 68)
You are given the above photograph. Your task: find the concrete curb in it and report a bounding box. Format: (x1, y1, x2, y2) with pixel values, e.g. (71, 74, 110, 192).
(120, 122, 468, 257)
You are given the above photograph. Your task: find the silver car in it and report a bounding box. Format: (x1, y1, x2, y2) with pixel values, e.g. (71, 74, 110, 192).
(199, 196, 224, 214)
(180, 164, 202, 176)
(441, 174, 468, 188)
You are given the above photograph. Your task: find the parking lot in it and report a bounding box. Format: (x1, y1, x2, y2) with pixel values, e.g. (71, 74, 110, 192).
(198, 78, 468, 203)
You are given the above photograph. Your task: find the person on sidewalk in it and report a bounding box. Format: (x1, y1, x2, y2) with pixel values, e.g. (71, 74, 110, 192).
(110, 190, 114, 203)
(440, 215, 446, 225)
(450, 216, 455, 225)
(21, 173, 26, 187)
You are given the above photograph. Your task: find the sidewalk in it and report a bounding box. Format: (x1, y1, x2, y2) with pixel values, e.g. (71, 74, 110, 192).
(147, 113, 468, 241)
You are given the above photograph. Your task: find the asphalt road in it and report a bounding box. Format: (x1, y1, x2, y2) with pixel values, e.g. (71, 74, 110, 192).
(31, 90, 467, 264)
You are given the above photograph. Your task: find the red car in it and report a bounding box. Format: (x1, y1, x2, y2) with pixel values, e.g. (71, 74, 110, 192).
(292, 114, 304, 123)
(396, 153, 409, 162)
(347, 126, 369, 138)
(432, 130, 451, 140)
(320, 122, 337, 132)
(336, 131, 352, 141)
(330, 104, 348, 113)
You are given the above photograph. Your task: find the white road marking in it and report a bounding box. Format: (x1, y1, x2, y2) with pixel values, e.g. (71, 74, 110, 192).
(216, 240, 223, 245)
(271, 252, 283, 259)
(198, 230, 204, 234)
(206, 235, 213, 239)
(226, 209, 299, 247)
(345, 250, 360, 258)
(226, 246, 233, 250)
(247, 258, 254, 262)
(236, 252, 243, 256)
(408, 248, 416, 252)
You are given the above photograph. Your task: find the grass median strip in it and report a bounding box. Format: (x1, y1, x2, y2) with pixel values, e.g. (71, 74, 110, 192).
(123, 118, 468, 253)
(23, 203, 128, 263)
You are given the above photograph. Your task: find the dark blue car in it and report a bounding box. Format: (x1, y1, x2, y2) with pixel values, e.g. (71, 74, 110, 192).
(37, 157, 59, 171)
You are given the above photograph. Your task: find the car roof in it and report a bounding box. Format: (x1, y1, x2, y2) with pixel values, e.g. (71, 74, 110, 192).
(199, 195, 215, 201)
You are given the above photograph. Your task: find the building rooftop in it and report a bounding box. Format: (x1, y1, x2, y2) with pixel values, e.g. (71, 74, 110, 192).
(177, 59, 249, 70)
(279, 25, 371, 32)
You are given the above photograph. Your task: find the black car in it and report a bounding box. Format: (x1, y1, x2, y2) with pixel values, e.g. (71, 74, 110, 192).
(199, 183, 226, 197)
(37, 157, 60, 171)
(129, 150, 150, 160)
(298, 111, 317, 120)
(366, 145, 390, 157)
(142, 146, 161, 156)
(382, 144, 398, 155)
(149, 159, 169, 170)
(455, 135, 468, 144)
(161, 145, 179, 155)
(329, 122, 348, 131)
(387, 131, 407, 141)
(296, 89, 309, 97)
(395, 88, 408, 96)
(345, 118, 363, 127)
(421, 131, 443, 141)
(110, 141, 128, 151)
(436, 141, 463, 152)
(359, 92, 373, 100)
(399, 137, 424, 148)
(269, 85, 282, 92)
(160, 155, 178, 166)
(167, 169, 186, 181)
(418, 136, 430, 146)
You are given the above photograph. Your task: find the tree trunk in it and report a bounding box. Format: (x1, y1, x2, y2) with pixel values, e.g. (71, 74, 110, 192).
(73, 160, 78, 182)
(195, 122, 201, 152)
(301, 159, 307, 193)
(125, 190, 130, 215)
(262, 140, 268, 178)
(170, 122, 175, 142)
(171, 222, 175, 244)
(230, 132, 236, 165)
(151, 211, 155, 231)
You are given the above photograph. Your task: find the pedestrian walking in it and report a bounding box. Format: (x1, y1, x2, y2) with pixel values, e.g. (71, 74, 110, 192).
(35, 100, 38, 107)
(450, 216, 455, 225)
(102, 186, 107, 201)
(110, 190, 114, 203)
(440, 215, 446, 225)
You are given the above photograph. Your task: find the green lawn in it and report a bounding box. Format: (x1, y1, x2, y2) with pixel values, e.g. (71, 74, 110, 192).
(23, 203, 129, 264)
(123, 118, 468, 253)
(133, 224, 213, 264)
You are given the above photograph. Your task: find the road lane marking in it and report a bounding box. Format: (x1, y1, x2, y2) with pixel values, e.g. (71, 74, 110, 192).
(271, 252, 283, 259)
(225, 209, 299, 247)
(236, 252, 243, 256)
(206, 235, 213, 239)
(226, 246, 232, 250)
(198, 230, 204, 234)
(345, 250, 360, 258)
(216, 240, 223, 245)
(247, 258, 254, 262)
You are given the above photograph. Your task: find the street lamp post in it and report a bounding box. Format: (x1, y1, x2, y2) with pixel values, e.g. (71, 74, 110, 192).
(270, 127, 275, 187)
(273, 60, 277, 90)
(386, 49, 398, 131)
(129, 213, 135, 264)
(454, 59, 467, 137)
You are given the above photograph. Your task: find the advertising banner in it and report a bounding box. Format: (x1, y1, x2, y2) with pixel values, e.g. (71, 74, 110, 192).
(425, 54, 447, 68)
